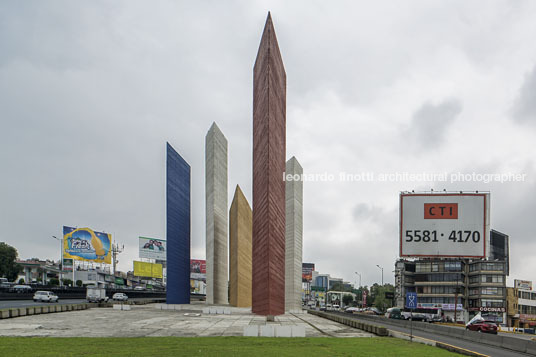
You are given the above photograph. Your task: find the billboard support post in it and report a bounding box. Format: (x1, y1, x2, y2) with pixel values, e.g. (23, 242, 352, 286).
(52, 235, 62, 287)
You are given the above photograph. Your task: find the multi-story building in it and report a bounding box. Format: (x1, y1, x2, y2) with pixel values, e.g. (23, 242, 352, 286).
(395, 258, 508, 323)
(507, 280, 536, 328)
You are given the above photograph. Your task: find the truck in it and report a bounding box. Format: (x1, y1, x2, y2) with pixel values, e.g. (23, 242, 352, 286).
(86, 287, 109, 303)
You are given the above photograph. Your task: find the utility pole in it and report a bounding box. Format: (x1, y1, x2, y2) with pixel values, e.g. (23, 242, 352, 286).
(52, 236, 63, 287)
(376, 265, 384, 286)
(111, 242, 124, 275)
(355, 272, 362, 307)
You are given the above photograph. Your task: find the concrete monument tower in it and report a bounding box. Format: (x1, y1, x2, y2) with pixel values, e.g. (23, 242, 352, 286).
(285, 157, 303, 312)
(252, 13, 287, 316)
(205, 122, 228, 305)
(229, 185, 253, 307)
(166, 142, 191, 304)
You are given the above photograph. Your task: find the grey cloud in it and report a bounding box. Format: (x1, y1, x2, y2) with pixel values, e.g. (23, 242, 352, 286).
(406, 98, 463, 150)
(512, 65, 536, 125)
(1, 1, 535, 286)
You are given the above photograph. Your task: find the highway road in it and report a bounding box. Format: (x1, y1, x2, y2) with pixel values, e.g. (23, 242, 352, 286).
(327, 311, 532, 357)
(0, 297, 163, 310)
(0, 299, 86, 309)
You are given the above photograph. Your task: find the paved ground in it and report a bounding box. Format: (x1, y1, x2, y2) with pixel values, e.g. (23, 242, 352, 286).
(0, 304, 374, 338)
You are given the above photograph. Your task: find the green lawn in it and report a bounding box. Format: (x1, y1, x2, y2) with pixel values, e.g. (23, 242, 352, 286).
(0, 337, 459, 356)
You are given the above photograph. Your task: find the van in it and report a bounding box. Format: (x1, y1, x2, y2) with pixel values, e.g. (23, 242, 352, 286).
(386, 307, 402, 319)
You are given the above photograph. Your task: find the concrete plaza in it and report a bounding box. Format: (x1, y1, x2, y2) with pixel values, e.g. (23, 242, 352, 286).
(0, 304, 373, 338)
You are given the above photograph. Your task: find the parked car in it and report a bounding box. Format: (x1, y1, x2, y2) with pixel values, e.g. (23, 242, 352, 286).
(134, 286, 145, 291)
(402, 311, 427, 321)
(345, 307, 359, 313)
(370, 307, 382, 315)
(13, 285, 32, 293)
(466, 320, 498, 334)
(112, 292, 128, 301)
(33, 291, 59, 303)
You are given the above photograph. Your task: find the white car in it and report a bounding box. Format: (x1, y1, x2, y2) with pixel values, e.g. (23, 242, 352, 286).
(33, 291, 59, 303)
(112, 293, 128, 301)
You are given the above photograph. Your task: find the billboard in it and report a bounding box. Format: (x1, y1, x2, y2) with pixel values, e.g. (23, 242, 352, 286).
(302, 263, 315, 282)
(515, 279, 533, 291)
(62, 258, 73, 271)
(139, 237, 166, 261)
(63, 226, 112, 264)
(400, 193, 489, 258)
(190, 259, 206, 281)
(133, 261, 163, 278)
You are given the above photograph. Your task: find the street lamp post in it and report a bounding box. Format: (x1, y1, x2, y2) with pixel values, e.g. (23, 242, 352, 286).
(52, 236, 63, 287)
(355, 272, 362, 307)
(376, 265, 384, 286)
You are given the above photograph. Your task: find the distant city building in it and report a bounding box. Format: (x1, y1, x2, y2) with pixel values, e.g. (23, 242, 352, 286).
(506, 280, 536, 328)
(395, 257, 508, 323)
(490, 230, 509, 275)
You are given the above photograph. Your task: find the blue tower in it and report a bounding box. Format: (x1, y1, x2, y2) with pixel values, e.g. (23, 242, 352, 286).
(166, 142, 191, 304)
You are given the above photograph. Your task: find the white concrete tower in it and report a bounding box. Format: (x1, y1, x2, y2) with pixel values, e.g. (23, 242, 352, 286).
(285, 156, 303, 312)
(205, 122, 228, 305)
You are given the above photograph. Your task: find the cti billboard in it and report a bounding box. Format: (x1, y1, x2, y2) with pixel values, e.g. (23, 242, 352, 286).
(399, 193, 489, 258)
(139, 237, 166, 261)
(133, 261, 163, 278)
(63, 226, 112, 264)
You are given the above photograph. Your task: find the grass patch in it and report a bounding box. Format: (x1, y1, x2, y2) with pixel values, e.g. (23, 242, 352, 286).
(0, 337, 459, 356)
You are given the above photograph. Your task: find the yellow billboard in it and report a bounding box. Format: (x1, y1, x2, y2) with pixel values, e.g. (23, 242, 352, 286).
(133, 261, 163, 278)
(63, 226, 112, 264)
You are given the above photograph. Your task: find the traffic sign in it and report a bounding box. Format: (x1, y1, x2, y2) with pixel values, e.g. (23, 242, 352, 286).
(406, 292, 417, 309)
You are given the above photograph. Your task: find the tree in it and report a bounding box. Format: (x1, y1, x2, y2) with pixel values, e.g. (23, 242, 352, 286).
(62, 279, 72, 287)
(0, 242, 22, 281)
(49, 278, 59, 286)
(373, 284, 395, 313)
(76, 280, 83, 287)
(18, 278, 25, 284)
(342, 294, 354, 306)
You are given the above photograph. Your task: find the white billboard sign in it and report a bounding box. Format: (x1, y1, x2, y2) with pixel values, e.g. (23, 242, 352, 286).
(514, 279, 532, 291)
(139, 237, 166, 261)
(400, 193, 489, 258)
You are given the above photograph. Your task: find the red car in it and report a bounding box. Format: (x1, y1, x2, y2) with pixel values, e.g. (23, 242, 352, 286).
(466, 320, 498, 334)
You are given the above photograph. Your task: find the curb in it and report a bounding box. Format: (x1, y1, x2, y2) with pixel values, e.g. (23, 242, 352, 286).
(0, 303, 91, 320)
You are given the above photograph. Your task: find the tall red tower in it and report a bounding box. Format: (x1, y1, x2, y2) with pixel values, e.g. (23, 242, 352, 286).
(252, 13, 286, 316)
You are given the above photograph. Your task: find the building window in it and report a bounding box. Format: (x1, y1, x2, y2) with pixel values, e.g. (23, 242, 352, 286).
(481, 299, 504, 308)
(445, 261, 461, 271)
(481, 275, 504, 283)
(481, 287, 503, 296)
(416, 263, 431, 273)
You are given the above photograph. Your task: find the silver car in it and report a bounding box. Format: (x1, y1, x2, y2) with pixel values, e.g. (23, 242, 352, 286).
(33, 291, 59, 303)
(112, 292, 128, 301)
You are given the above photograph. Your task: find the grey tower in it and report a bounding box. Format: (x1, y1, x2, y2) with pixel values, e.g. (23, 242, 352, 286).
(205, 122, 228, 305)
(285, 156, 303, 312)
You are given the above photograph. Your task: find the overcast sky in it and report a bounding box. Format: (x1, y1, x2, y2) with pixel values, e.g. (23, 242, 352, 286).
(1, 1, 535, 288)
